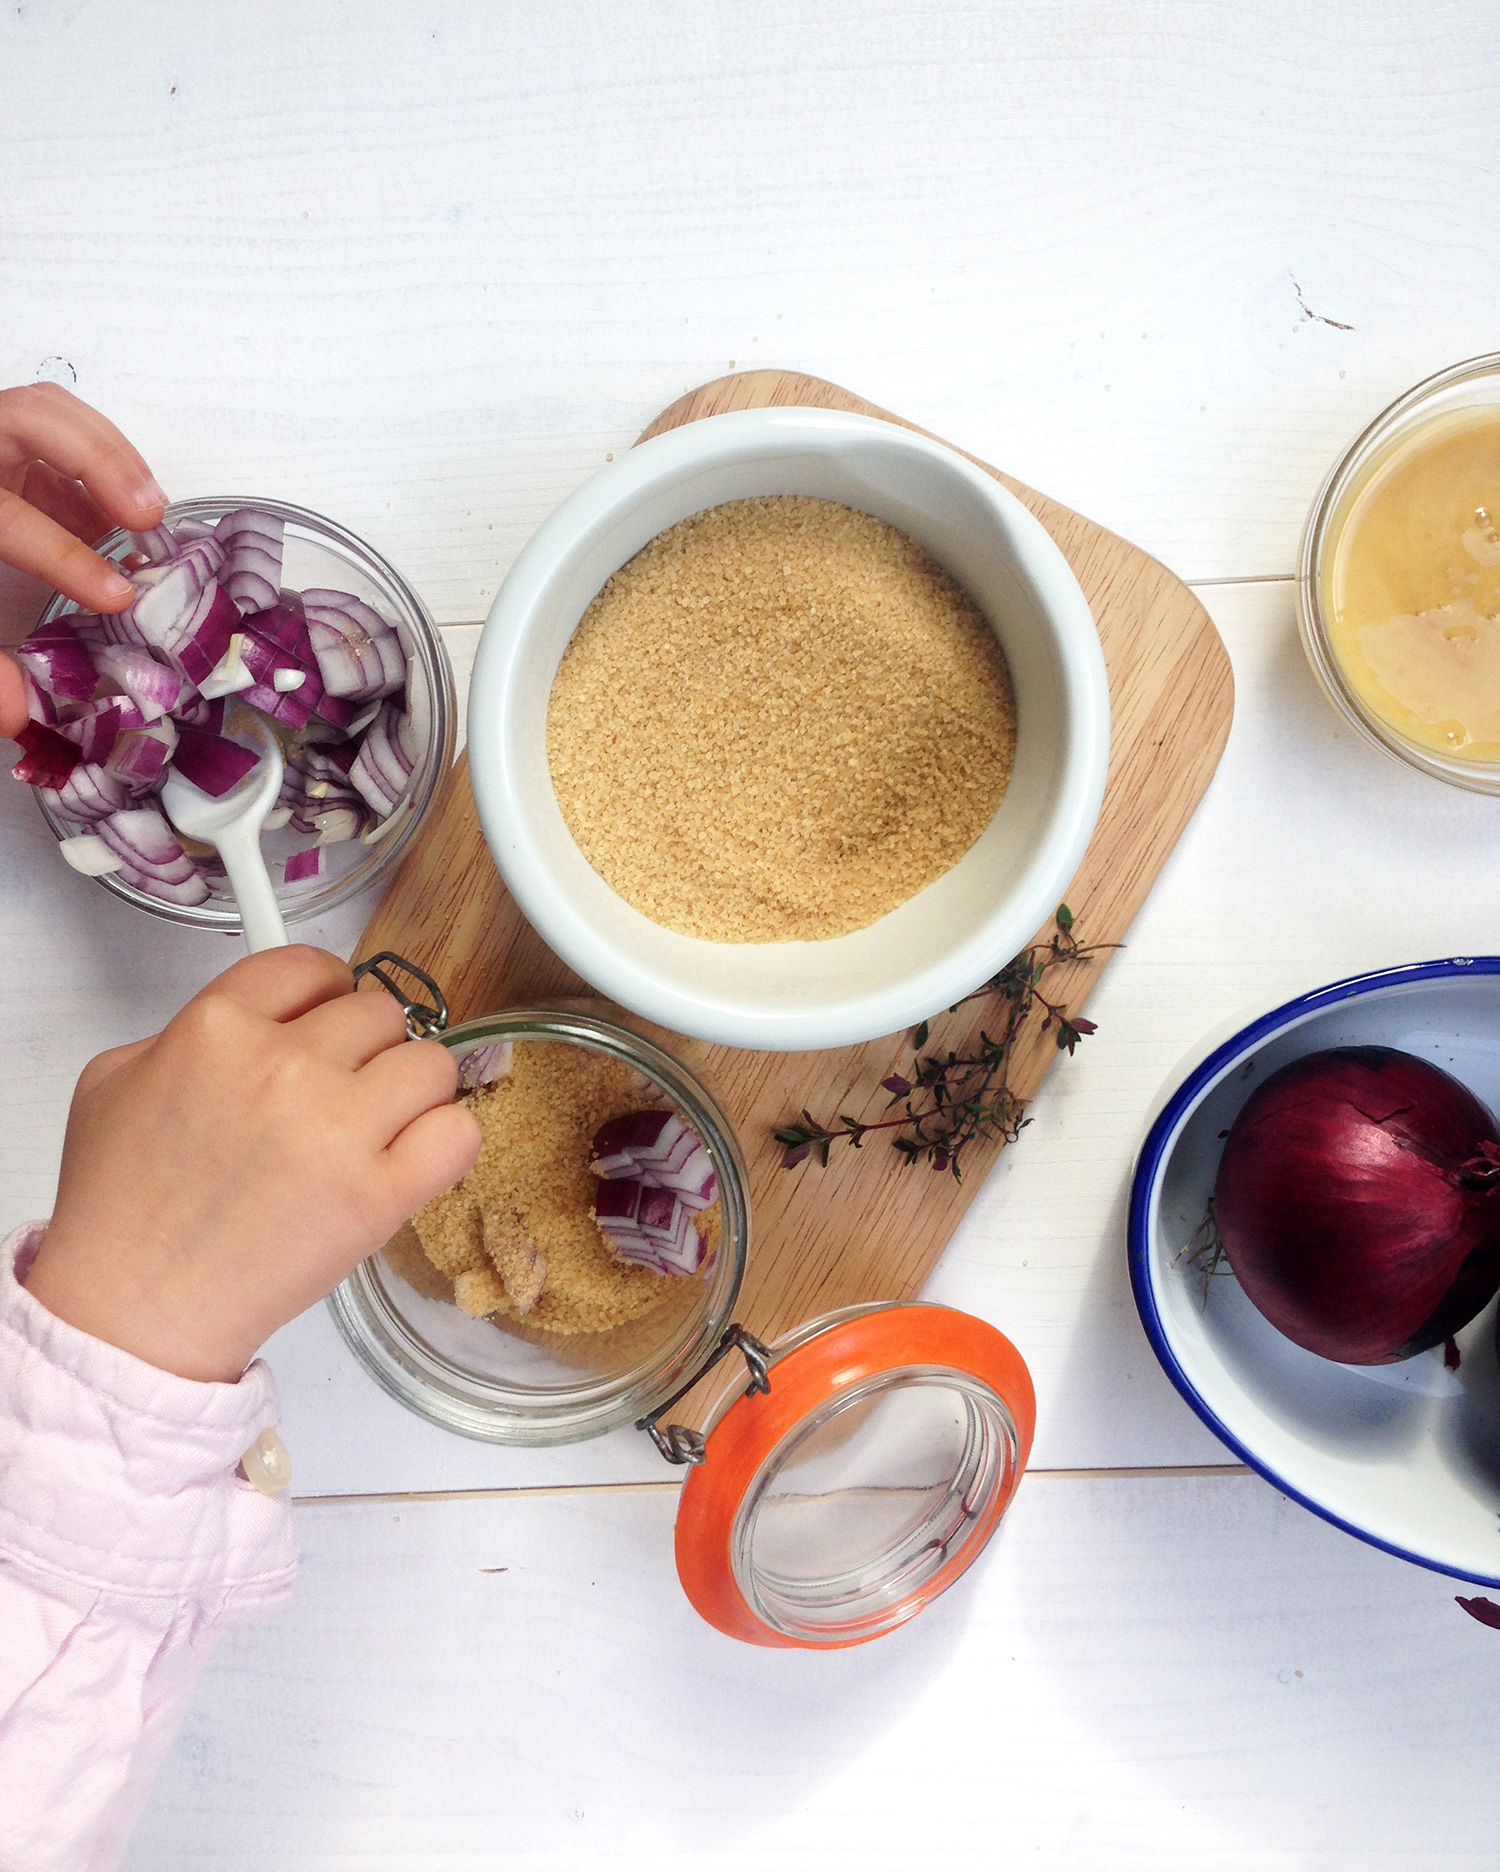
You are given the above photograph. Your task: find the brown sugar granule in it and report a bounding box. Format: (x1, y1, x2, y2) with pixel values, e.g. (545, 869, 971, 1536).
(546, 495, 1018, 943)
(410, 1040, 715, 1335)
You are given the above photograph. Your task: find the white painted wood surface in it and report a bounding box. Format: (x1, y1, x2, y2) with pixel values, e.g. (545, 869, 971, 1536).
(1, 0, 1498, 621)
(124, 1474, 1500, 1871)
(4, 0, 1500, 1860)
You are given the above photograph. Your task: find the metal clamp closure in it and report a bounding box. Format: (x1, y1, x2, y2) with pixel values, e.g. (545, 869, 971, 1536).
(352, 952, 450, 1040)
(637, 1323, 772, 1466)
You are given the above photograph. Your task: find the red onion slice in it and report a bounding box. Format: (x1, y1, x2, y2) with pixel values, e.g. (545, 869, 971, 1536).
(214, 509, 285, 616)
(283, 847, 322, 884)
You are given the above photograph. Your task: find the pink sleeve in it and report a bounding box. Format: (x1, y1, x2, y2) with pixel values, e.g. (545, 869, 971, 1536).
(0, 1222, 298, 1872)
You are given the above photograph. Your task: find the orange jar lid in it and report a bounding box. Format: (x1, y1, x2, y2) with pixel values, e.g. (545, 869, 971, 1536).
(674, 1303, 1035, 1649)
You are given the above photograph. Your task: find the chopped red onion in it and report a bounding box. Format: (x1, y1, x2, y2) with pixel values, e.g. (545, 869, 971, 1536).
(73, 605, 149, 651)
(112, 859, 212, 906)
(302, 589, 405, 701)
(590, 1110, 717, 1212)
(348, 700, 414, 815)
(96, 806, 200, 887)
(11, 722, 81, 789)
(457, 1041, 514, 1090)
(214, 509, 285, 616)
(36, 762, 130, 825)
(105, 721, 177, 793)
(22, 670, 58, 727)
(57, 833, 123, 877)
(173, 692, 226, 734)
(240, 681, 311, 731)
(592, 1177, 706, 1277)
(57, 696, 157, 765)
(171, 725, 259, 798)
(125, 558, 209, 646)
(283, 847, 322, 883)
(92, 645, 191, 722)
(361, 801, 410, 844)
(236, 628, 329, 730)
(240, 596, 313, 662)
(131, 525, 182, 564)
(177, 534, 228, 585)
(312, 806, 363, 845)
(198, 632, 257, 700)
(262, 804, 293, 832)
(15, 510, 429, 909)
(15, 619, 98, 703)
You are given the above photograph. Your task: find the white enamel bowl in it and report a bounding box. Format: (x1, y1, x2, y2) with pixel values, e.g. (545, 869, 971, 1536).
(467, 407, 1110, 1052)
(1130, 957, 1500, 1587)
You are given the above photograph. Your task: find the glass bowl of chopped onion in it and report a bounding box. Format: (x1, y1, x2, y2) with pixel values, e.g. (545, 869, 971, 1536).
(327, 1006, 750, 1447)
(16, 497, 455, 929)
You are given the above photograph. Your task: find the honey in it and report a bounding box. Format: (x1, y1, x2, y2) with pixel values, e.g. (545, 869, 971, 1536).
(1323, 409, 1500, 759)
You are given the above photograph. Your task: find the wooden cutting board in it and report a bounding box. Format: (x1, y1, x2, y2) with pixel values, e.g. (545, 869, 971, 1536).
(356, 370, 1234, 1422)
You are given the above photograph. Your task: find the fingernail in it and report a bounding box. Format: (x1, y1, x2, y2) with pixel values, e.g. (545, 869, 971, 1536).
(103, 570, 135, 603)
(135, 478, 168, 512)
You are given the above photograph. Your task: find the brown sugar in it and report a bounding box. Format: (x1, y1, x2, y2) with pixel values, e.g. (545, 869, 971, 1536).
(411, 1040, 717, 1335)
(546, 496, 1018, 943)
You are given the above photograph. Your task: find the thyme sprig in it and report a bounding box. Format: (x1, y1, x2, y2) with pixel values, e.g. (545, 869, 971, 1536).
(774, 905, 1116, 1180)
(1175, 1197, 1228, 1306)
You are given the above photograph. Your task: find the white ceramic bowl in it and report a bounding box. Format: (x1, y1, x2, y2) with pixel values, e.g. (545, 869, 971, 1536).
(1130, 958, 1500, 1587)
(468, 407, 1110, 1051)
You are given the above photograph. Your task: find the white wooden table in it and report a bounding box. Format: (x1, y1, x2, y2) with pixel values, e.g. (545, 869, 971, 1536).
(5, 3, 1500, 1864)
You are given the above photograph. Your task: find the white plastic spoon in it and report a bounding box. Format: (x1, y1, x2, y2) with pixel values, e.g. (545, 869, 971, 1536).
(161, 713, 289, 953)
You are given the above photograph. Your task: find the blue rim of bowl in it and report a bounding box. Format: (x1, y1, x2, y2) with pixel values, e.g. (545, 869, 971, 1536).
(1127, 953, 1500, 1589)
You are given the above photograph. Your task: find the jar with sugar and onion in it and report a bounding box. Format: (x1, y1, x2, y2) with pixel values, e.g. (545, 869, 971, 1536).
(330, 956, 1036, 1649)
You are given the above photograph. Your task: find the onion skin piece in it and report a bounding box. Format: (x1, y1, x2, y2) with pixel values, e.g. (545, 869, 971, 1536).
(11, 722, 81, 789)
(1214, 1047, 1500, 1364)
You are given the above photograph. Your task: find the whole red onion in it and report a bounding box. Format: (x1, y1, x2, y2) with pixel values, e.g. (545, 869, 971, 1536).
(1214, 1046, 1500, 1364)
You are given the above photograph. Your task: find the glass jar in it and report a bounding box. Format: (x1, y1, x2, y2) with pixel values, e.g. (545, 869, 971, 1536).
(1297, 352, 1500, 793)
(31, 496, 456, 928)
(327, 1004, 750, 1445)
(332, 959, 1037, 1646)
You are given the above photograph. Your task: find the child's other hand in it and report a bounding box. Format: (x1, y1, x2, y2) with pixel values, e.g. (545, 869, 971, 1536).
(26, 947, 482, 1383)
(0, 383, 169, 737)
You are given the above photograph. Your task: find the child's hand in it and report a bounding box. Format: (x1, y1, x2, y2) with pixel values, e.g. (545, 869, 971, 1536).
(0, 383, 169, 737)
(26, 947, 482, 1383)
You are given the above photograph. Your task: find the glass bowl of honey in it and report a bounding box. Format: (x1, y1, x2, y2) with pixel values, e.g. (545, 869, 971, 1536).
(1299, 353, 1500, 792)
